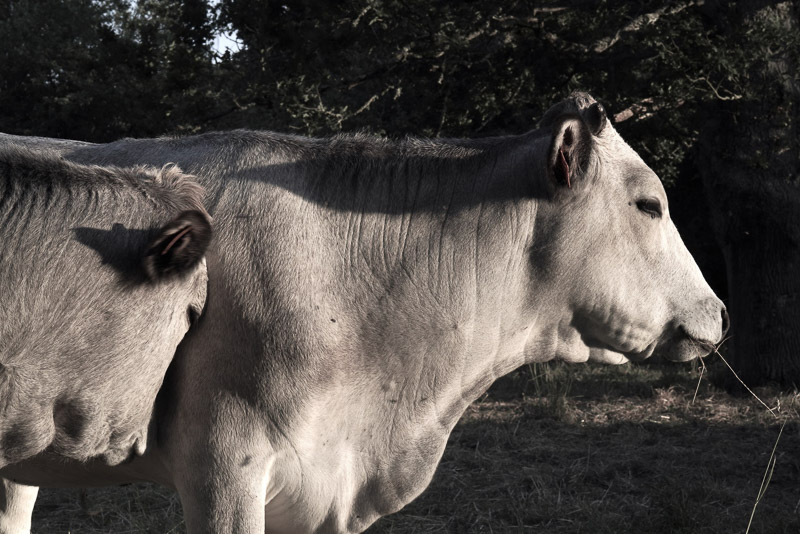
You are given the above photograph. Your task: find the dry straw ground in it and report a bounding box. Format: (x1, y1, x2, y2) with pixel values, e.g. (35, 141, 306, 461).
(31, 357, 800, 533)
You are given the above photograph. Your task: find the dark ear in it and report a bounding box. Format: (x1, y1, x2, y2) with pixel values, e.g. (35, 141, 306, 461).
(584, 102, 607, 136)
(548, 115, 592, 189)
(143, 210, 212, 280)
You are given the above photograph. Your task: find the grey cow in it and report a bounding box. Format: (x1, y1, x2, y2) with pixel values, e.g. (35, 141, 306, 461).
(0, 94, 727, 533)
(0, 146, 212, 532)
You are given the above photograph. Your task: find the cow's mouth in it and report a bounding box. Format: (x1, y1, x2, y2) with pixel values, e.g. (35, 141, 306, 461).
(579, 313, 719, 364)
(656, 335, 717, 362)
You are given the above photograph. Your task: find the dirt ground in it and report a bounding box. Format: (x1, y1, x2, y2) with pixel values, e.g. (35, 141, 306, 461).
(31, 358, 800, 533)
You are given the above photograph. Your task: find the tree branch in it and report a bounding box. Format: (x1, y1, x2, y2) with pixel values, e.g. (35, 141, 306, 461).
(592, 1, 703, 54)
(613, 97, 685, 123)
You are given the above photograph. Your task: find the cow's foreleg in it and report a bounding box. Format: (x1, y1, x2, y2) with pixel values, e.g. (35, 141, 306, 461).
(167, 396, 270, 534)
(175, 455, 268, 534)
(0, 479, 37, 534)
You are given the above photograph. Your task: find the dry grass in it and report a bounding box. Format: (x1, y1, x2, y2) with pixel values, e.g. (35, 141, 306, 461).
(32, 357, 800, 533)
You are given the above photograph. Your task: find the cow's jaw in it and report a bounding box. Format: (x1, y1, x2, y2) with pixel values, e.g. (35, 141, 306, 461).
(569, 296, 722, 364)
(537, 313, 659, 365)
(577, 301, 662, 356)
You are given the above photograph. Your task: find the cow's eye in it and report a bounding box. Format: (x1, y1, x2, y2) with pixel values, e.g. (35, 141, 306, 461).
(636, 198, 662, 219)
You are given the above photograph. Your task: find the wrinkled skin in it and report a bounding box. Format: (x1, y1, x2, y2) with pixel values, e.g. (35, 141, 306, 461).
(0, 93, 725, 533)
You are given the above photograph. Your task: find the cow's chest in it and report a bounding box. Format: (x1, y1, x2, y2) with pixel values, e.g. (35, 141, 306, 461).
(264, 395, 456, 533)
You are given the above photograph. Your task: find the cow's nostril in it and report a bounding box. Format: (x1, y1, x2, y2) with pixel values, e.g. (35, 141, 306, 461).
(721, 307, 730, 337)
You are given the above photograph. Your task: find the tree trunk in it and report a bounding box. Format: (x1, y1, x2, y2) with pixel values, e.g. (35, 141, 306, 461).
(700, 138, 800, 388)
(697, 2, 800, 388)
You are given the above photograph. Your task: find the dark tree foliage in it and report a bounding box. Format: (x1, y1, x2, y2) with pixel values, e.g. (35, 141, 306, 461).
(0, 0, 132, 140)
(131, 0, 225, 133)
(0, 0, 219, 140)
(1, 0, 798, 387)
(213, 0, 769, 184)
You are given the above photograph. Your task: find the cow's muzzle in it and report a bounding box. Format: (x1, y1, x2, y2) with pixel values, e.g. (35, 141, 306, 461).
(661, 300, 728, 362)
(720, 306, 730, 338)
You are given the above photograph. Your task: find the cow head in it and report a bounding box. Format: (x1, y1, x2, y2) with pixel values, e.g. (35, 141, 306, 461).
(530, 93, 727, 363)
(0, 154, 212, 466)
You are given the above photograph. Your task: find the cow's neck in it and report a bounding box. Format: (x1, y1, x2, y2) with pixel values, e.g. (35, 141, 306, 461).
(266, 135, 556, 530)
(312, 135, 545, 407)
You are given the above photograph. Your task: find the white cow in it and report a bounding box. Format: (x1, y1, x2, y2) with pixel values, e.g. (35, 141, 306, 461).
(0, 145, 211, 532)
(0, 93, 726, 533)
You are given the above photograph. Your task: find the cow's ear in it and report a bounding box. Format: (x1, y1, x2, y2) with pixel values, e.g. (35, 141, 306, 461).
(548, 115, 592, 189)
(143, 210, 212, 280)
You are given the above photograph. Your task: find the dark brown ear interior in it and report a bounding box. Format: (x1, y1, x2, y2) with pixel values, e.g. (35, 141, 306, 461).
(556, 143, 571, 188)
(548, 116, 590, 189)
(143, 210, 212, 280)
